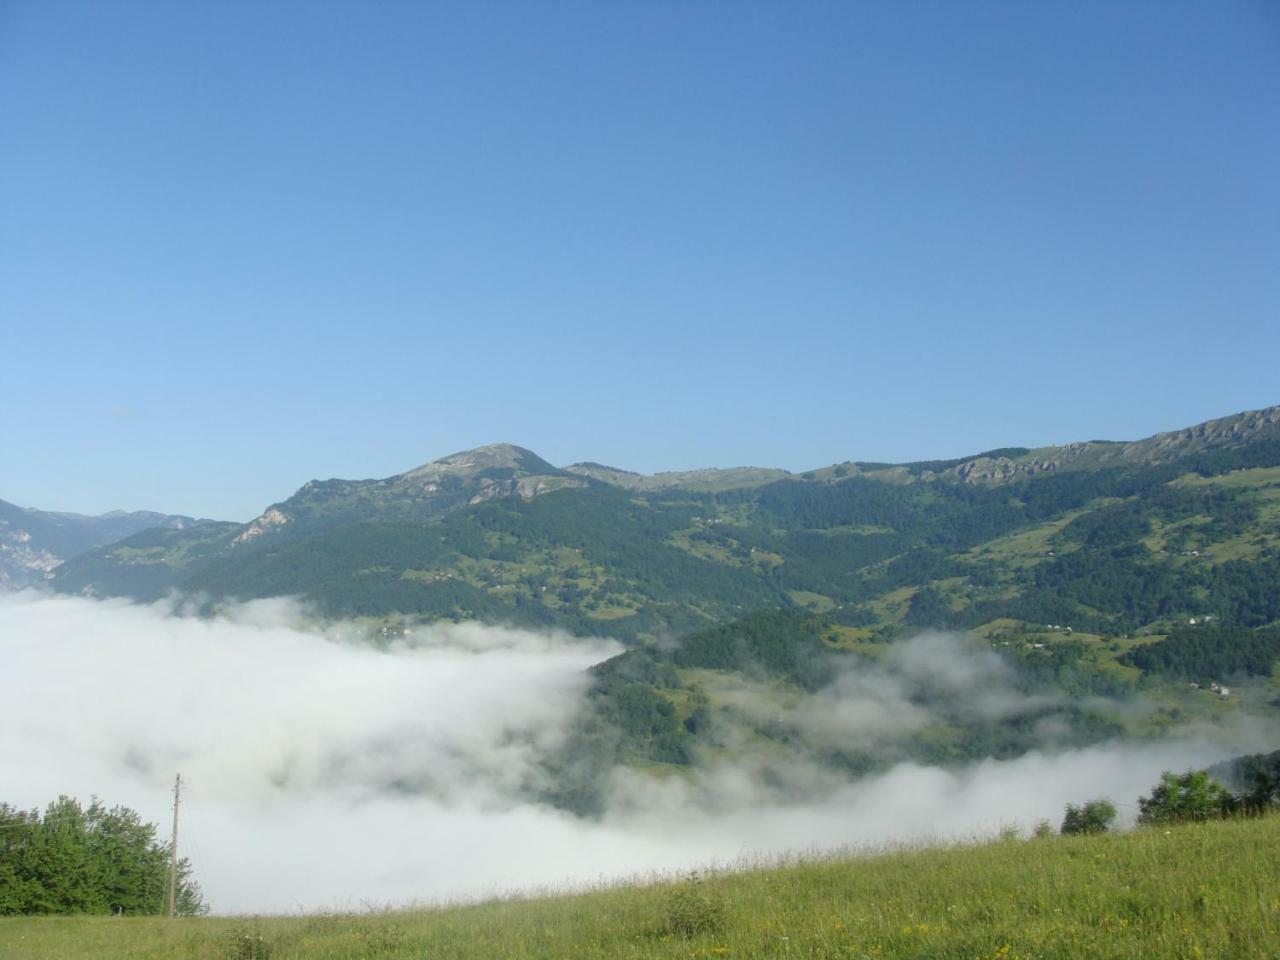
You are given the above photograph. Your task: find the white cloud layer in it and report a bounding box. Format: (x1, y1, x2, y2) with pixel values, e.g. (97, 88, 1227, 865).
(0, 592, 1266, 913)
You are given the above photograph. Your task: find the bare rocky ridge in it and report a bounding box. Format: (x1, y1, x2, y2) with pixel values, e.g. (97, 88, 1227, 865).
(1116, 404, 1280, 461)
(231, 443, 587, 548)
(400, 443, 560, 482)
(400, 444, 584, 505)
(231, 507, 290, 545)
(939, 405, 1280, 485)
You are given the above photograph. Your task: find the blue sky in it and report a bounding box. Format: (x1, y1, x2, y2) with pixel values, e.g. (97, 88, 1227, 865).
(2, 1, 1277, 521)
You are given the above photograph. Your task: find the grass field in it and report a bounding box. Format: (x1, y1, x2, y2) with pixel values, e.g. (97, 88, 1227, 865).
(4, 816, 1279, 959)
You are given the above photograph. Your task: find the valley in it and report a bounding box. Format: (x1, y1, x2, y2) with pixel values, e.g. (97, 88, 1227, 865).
(12, 405, 1280, 818)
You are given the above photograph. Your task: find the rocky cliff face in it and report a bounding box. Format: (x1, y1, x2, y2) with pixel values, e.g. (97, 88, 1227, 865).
(943, 405, 1280, 485)
(1117, 404, 1280, 461)
(231, 507, 291, 545)
(0, 524, 61, 589)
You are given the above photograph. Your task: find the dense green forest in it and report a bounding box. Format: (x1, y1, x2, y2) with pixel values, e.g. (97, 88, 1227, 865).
(1211, 748, 1280, 798)
(537, 609, 1147, 815)
(1122, 626, 1280, 681)
(0, 798, 202, 916)
(44, 411, 1280, 806)
(41, 416, 1280, 815)
(52, 431, 1280, 648)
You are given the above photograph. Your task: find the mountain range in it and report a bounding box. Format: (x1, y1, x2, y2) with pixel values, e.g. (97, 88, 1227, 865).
(30, 403, 1277, 640)
(10, 403, 1280, 812)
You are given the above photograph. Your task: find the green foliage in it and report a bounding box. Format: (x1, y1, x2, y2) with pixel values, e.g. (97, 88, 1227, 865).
(563, 610, 870, 798)
(670, 609, 834, 690)
(999, 640, 1132, 699)
(565, 607, 1131, 801)
(168, 486, 784, 640)
(1137, 770, 1238, 825)
(51, 430, 1280, 649)
(590, 650, 681, 689)
(1024, 545, 1184, 630)
(763, 528, 903, 598)
(657, 872, 728, 938)
(904, 583, 956, 628)
(592, 682, 692, 765)
(1227, 750, 1280, 813)
(1121, 625, 1280, 680)
(1060, 799, 1117, 835)
(226, 926, 273, 959)
(1210, 748, 1280, 806)
(538, 651, 701, 815)
(0, 796, 203, 916)
(49, 522, 241, 601)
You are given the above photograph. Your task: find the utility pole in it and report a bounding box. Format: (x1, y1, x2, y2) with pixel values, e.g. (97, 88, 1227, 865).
(167, 773, 181, 917)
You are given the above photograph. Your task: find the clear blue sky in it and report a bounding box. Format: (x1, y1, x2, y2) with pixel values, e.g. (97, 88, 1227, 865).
(2, 1, 1277, 521)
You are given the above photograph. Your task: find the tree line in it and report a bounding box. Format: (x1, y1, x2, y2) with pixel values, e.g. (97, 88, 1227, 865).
(1057, 750, 1280, 836)
(0, 796, 204, 916)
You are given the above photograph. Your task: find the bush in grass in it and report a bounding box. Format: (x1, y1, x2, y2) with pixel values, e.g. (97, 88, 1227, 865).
(660, 871, 727, 938)
(1137, 770, 1237, 825)
(226, 927, 272, 960)
(1061, 799, 1117, 835)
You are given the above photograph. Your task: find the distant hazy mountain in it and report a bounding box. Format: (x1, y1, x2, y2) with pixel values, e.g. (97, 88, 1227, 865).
(0, 500, 210, 590)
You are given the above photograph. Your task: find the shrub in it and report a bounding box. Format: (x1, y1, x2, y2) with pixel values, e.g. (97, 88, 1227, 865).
(659, 872, 727, 938)
(1061, 799, 1117, 835)
(1137, 770, 1237, 825)
(226, 927, 272, 960)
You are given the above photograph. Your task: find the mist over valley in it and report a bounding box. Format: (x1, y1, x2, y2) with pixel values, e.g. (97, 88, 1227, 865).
(5, 405, 1280, 912)
(4, 4, 1277, 952)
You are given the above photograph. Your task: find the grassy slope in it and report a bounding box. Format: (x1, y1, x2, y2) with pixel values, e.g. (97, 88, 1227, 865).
(4, 816, 1279, 959)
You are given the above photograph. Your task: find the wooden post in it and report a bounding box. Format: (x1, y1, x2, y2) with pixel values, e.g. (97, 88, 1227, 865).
(167, 774, 181, 917)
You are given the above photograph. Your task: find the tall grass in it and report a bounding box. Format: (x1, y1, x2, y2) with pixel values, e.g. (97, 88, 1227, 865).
(3, 815, 1278, 959)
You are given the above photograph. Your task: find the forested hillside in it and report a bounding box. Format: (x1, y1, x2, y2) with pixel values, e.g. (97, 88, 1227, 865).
(44, 407, 1280, 818)
(50, 406, 1280, 650)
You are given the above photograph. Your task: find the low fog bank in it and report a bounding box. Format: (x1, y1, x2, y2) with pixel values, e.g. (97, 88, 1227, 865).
(0, 592, 1268, 913)
(702, 629, 1128, 761)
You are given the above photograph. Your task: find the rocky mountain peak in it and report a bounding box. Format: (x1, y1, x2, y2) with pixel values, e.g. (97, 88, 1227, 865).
(399, 443, 563, 481)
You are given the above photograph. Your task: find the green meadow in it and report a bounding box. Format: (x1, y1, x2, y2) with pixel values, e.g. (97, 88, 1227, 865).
(4, 815, 1278, 960)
